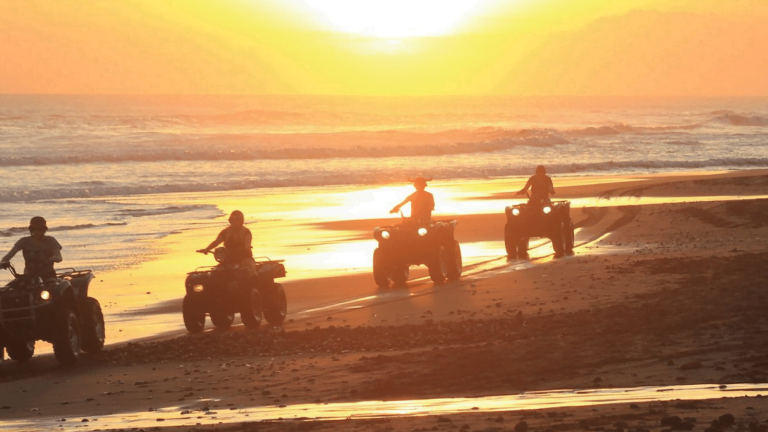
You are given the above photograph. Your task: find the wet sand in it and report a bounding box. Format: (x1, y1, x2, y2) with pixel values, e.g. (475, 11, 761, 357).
(1, 170, 768, 431)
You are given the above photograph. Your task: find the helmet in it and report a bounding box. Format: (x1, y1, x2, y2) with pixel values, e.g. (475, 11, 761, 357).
(29, 216, 48, 231)
(228, 210, 245, 226)
(536, 165, 546, 174)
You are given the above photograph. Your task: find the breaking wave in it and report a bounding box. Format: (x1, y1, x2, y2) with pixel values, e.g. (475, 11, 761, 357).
(711, 113, 768, 126)
(2, 158, 767, 203)
(0, 222, 128, 237)
(0, 129, 570, 166)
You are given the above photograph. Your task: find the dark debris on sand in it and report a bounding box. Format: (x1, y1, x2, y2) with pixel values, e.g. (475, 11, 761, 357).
(97, 252, 768, 398)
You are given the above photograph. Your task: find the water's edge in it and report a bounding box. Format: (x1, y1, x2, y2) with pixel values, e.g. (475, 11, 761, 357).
(4, 383, 766, 430)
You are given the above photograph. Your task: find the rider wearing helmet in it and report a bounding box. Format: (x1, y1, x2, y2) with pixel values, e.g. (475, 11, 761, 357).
(390, 177, 435, 225)
(0, 216, 63, 279)
(197, 210, 257, 276)
(517, 165, 555, 206)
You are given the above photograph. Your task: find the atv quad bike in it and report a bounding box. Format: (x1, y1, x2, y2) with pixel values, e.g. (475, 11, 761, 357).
(182, 248, 287, 333)
(0, 262, 105, 367)
(504, 200, 574, 259)
(372, 218, 462, 288)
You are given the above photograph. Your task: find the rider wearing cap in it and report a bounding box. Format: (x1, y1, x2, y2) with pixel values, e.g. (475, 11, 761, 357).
(390, 177, 435, 225)
(0, 216, 63, 279)
(197, 210, 257, 276)
(517, 165, 556, 206)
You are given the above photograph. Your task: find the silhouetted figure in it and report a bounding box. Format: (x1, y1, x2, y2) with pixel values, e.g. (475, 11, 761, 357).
(0, 216, 62, 279)
(517, 165, 555, 206)
(197, 210, 257, 277)
(390, 177, 435, 225)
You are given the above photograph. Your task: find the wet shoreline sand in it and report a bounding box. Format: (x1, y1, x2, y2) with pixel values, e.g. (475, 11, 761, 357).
(1, 169, 768, 431)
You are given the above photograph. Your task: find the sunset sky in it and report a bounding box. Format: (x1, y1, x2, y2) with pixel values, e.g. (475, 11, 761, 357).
(1, 0, 767, 96)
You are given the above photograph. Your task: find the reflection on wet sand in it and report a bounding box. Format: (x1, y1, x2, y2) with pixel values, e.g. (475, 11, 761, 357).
(28, 172, 768, 350)
(5, 383, 765, 431)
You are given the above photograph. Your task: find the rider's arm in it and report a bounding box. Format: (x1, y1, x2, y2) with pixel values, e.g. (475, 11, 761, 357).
(199, 230, 226, 254)
(548, 176, 555, 195)
(517, 177, 533, 194)
(49, 237, 63, 263)
(390, 194, 413, 214)
(244, 229, 253, 249)
(0, 244, 21, 266)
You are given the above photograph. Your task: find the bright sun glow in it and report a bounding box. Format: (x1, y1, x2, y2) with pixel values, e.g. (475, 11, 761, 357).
(304, 0, 480, 37)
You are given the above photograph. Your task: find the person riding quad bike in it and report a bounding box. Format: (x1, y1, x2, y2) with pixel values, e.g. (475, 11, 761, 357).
(0, 217, 105, 367)
(372, 177, 462, 287)
(184, 210, 287, 333)
(390, 176, 435, 225)
(516, 165, 556, 206)
(506, 168, 574, 259)
(1, 216, 62, 279)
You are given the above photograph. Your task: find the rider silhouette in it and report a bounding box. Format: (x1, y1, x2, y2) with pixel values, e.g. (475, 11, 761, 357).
(0, 216, 62, 279)
(390, 177, 435, 225)
(517, 165, 555, 206)
(197, 210, 257, 277)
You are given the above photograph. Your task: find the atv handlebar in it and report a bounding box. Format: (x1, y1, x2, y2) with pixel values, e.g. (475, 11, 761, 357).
(1, 261, 19, 278)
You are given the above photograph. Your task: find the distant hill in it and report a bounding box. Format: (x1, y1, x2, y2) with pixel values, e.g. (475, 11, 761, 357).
(495, 10, 768, 96)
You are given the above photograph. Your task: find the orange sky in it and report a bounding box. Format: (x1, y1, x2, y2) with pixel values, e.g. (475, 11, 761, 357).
(1, 0, 766, 96)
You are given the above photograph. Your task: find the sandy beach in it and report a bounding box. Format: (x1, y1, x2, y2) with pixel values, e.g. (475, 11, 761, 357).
(1, 170, 768, 431)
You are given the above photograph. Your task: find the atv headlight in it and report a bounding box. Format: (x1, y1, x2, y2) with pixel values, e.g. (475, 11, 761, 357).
(511, 208, 520, 216)
(542, 206, 552, 215)
(39, 290, 51, 301)
(192, 284, 204, 293)
(381, 230, 390, 240)
(418, 227, 428, 237)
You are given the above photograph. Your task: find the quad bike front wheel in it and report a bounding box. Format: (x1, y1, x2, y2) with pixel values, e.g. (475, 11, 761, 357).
(428, 246, 448, 283)
(563, 219, 575, 255)
(372, 248, 391, 288)
(504, 223, 518, 258)
(446, 241, 463, 281)
(182, 295, 206, 333)
(81, 297, 105, 353)
(263, 283, 287, 325)
(240, 287, 263, 329)
(53, 306, 81, 366)
(6, 339, 35, 362)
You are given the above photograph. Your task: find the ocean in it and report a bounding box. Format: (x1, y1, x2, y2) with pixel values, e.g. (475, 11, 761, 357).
(1, 95, 767, 278)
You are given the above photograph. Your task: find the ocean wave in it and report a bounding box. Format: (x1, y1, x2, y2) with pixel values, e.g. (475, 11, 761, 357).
(711, 114, 768, 126)
(565, 123, 701, 137)
(0, 130, 569, 166)
(0, 222, 128, 237)
(2, 158, 767, 203)
(116, 205, 209, 218)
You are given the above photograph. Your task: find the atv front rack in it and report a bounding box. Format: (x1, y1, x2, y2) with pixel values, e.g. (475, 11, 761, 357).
(56, 268, 93, 281)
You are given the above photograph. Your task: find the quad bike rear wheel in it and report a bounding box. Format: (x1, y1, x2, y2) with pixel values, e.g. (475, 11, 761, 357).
(516, 238, 530, 260)
(390, 266, 410, 286)
(182, 295, 206, 333)
(6, 339, 35, 362)
(263, 283, 287, 325)
(81, 297, 105, 353)
(53, 306, 81, 366)
(210, 308, 235, 330)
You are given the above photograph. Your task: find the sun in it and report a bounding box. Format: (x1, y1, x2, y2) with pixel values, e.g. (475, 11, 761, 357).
(303, 0, 481, 38)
